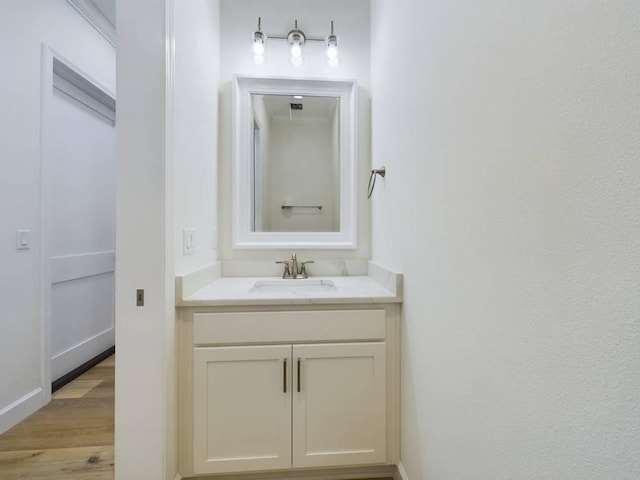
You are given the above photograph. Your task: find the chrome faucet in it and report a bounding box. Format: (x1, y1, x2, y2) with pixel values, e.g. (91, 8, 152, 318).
(291, 253, 298, 279)
(276, 253, 314, 279)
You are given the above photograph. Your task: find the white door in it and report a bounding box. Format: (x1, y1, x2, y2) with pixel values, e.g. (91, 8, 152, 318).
(193, 345, 292, 474)
(292, 342, 387, 468)
(45, 57, 116, 381)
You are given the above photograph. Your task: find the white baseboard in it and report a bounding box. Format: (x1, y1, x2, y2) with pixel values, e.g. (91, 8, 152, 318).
(0, 387, 46, 434)
(51, 327, 115, 380)
(395, 462, 409, 480)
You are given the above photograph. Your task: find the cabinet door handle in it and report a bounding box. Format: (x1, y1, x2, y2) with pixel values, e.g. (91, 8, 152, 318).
(283, 358, 287, 393)
(297, 357, 301, 393)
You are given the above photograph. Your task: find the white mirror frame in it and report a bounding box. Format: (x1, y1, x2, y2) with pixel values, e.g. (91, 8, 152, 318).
(232, 75, 358, 249)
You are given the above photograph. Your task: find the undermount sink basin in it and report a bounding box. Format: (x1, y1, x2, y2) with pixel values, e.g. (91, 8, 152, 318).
(249, 279, 337, 294)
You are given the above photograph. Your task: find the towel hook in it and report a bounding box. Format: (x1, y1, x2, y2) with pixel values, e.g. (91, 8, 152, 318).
(367, 166, 386, 199)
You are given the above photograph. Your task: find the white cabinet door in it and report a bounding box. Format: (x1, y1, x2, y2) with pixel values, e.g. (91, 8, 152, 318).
(193, 345, 292, 474)
(292, 343, 386, 468)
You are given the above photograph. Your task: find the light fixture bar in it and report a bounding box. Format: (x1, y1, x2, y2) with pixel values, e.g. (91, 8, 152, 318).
(251, 18, 339, 66)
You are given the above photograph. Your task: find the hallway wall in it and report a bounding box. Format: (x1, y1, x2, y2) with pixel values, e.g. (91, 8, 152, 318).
(370, 1, 640, 478)
(0, 0, 115, 433)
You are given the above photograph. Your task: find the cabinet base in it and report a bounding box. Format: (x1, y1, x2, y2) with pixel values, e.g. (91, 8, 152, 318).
(178, 464, 399, 480)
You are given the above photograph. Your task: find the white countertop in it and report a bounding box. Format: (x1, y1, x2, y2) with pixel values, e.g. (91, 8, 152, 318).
(178, 275, 402, 307)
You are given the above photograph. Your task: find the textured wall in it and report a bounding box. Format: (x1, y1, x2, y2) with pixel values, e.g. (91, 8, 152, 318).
(370, 0, 640, 478)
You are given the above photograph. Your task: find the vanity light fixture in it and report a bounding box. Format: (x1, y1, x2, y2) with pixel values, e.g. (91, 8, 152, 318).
(288, 20, 306, 66)
(252, 17, 266, 64)
(251, 18, 339, 67)
(326, 21, 339, 67)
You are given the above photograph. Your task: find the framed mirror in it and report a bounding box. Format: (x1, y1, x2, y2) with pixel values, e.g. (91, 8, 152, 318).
(233, 76, 357, 249)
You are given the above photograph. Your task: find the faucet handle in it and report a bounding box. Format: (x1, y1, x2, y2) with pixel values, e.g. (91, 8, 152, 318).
(276, 260, 292, 278)
(298, 260, 314, 278)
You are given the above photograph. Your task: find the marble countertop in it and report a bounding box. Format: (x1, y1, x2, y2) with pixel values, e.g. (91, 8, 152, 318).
(178, 275, 402, 307)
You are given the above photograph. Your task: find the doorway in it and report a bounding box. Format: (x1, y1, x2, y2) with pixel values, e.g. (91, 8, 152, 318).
(41, 48, 116, 390)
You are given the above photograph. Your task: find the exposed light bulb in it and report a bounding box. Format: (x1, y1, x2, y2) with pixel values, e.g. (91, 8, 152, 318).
(290, 43, 302, 58)
(252, 18, 266, 63)
(252, 41, 264, 56)
(287, 25, 305, 66)
(326, 24, 339, 67)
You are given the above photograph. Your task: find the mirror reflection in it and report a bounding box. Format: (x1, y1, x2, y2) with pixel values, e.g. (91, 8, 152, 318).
(251, 94, 340, 233)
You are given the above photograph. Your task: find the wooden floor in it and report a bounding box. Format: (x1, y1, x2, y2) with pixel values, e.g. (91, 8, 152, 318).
(0, 356, 114, 479)
(0, 355, 389, 480)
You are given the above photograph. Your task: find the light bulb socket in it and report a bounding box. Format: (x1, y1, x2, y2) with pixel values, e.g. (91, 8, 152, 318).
(288, 28, 306, 52)
(253, 30, 265, 44)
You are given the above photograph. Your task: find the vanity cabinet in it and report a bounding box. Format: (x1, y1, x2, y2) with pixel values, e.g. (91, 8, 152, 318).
(193, 342, 386, 474)
(179, 307, 400, 478)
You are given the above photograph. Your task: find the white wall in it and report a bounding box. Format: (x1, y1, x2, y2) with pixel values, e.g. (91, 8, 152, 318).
(0, 0, 115, 433)
(370, 1, 640, 479)
(173, 0, 220, 276)
(218, 0, 371, 260)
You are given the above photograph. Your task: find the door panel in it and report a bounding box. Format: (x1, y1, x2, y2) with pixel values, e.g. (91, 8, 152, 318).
(47, 58, 115, 380)
(293, 342, 386, 468)
(193, 345, 292, 474)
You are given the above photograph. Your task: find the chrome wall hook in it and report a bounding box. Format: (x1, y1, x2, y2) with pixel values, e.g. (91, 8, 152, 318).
(367, 166, 386, 198)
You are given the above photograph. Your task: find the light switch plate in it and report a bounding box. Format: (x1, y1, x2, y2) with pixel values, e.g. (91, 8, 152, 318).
(16, 230, 31, 250)
(183, 228, 195, 255)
